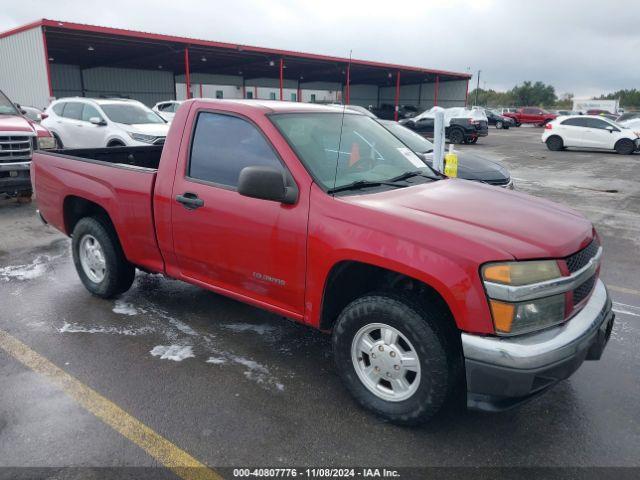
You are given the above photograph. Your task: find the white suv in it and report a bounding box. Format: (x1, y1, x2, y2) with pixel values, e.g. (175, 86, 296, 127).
(152, 100, 183, 122)
(42, 98, 169, 148)
(542, 115, 640, 155)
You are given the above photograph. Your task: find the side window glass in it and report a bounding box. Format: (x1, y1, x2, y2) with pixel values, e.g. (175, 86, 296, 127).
(82, 104, 102, 122)
(62, 102, 83, 120)
(52, 103, 65, 116)
(189, 112, 283, 188)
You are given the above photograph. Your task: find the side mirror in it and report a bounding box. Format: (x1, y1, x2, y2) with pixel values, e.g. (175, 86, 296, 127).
(39, 113, 48, 121)
(89, 117, 106, 126)
(238, 166, 298, 204)
(605, 125, 615, 133)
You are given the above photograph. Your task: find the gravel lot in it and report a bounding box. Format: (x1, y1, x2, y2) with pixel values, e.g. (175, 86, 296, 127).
(1, 126, 639, 477)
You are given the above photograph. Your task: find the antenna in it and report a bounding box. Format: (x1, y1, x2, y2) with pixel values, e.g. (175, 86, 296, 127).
(332, 49, 352, 194)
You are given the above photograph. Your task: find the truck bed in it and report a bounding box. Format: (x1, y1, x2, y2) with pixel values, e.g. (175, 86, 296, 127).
(32, 145, 166, 274)
(49, 145, 163, 170)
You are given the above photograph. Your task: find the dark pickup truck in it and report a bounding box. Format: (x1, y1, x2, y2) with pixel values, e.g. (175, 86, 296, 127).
(33, 99, 614, 425)
(400, 111, 489, 144)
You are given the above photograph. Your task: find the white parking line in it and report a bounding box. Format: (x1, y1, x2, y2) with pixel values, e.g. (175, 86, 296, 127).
(612, 301, 640, 318)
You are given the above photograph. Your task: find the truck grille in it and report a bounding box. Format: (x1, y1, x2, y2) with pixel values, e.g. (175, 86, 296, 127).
(573, 274, 597, 306)
(565, 238, 599, 273)
(0, 135, 33, 162)
(565, 238, 600, 306)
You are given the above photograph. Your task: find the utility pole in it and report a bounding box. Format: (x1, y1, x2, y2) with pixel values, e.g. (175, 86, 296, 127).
(475, 70, 482, 105)
(474, 70, 481, 107)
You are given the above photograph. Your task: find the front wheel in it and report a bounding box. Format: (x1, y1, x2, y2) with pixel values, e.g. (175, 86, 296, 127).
(72, 216, 135, 298)
(614, 138, 635, 155)
(332, 292, 461, 425)
(545, 135, 564, 151)
(496, 121, 503, 129)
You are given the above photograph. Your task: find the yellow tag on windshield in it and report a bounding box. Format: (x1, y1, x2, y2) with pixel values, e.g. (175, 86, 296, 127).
(444, 151, 458, 177)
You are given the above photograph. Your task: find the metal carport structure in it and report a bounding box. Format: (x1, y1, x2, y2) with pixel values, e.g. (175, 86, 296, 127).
(0, 19, 471, 120)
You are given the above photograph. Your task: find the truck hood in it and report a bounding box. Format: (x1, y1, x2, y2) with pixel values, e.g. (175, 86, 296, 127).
(344, 179, 593, 260)
(0, 114, 36, 134)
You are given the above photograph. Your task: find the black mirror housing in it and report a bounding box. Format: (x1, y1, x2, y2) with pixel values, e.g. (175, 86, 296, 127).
(238, 166, 297, 204)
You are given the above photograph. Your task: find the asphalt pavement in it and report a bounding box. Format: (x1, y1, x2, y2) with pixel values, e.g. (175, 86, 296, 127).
(1, 127, 638, 477)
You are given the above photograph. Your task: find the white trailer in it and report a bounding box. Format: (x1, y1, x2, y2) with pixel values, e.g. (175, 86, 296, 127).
(572, 98, 620, 115)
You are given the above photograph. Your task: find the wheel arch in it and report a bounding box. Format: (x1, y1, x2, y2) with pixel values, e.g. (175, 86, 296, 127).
(63, 195, 117, 238)
(319, 260, 458, 333)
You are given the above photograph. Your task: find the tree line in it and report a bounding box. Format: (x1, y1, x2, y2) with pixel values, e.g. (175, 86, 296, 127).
(469, 82, 640, 109)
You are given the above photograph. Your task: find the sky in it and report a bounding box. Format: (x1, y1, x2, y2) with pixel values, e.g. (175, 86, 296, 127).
(2, 0, 639, 98)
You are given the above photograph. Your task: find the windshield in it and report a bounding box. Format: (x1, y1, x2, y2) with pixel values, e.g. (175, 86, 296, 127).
(0, 90, 19, 115)
(100, 103, 165, 125)
(271, 113, 432, 191)
(380, 121, 434, 154)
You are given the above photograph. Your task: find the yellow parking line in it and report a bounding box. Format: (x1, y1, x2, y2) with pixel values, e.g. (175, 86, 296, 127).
(608, 285, 640, 297)
(0, 328, 222, 480)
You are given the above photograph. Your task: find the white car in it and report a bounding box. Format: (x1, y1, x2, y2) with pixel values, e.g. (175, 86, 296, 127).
(152, 100, 183, 122)
(42, 98, 169, 148)
(542, 115, 640, 155)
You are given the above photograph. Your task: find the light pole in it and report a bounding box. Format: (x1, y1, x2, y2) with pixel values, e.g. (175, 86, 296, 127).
(474, 70, 481, 107)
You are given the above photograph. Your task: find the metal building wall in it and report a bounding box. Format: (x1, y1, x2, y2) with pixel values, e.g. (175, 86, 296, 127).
(82, 67, 175, 106)
(379, 79, 468, 109)
(0, 27, 50, 108)
(50, 63, 83, 98)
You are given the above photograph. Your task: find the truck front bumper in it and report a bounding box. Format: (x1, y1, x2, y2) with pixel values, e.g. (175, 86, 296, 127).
(462, 280, 614, 411)
(0, 161, 31, 194)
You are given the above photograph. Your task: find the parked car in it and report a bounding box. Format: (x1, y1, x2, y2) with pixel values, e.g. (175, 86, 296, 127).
(619, 118, 640, 131)
(499, 107, 518, 115)
(152, 100, 183, 122)
(328, 104, 378, 118)
(378, 120, 513, 188)
(0, 89, 55, 198)
(42, 98, 169, 148)
(503, 107, 557, 127)
(370, 103, 419, 120)
(485, 109, 515, 129)
(542, 115, 640, 154)
(20, 105, 46, 123)
(616, 112, 640, 123)
(33, 99, 614, 425)
(401, 107, 489, 144)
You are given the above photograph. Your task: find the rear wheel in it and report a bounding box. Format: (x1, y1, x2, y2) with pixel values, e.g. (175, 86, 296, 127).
(332, 291, 461, 425)
(514, 121, 521, 127)
(448, 128, 464, 144)
(495, 121, 503, 129)
(614, 138, 635, 155)
(72, 216, 135, 298)
(545, 135, 564, 151)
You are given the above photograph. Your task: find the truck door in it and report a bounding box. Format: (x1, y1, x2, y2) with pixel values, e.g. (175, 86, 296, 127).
(170, 111, 308, 316)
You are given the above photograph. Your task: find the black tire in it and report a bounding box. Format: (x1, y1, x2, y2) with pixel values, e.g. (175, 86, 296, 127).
(504, 125, 510, 130)
(614, 138, 635, 155)
(468, 137, 478, 144)
(514, 121, 521, 127)
(448, 128, 464, 144)
(545, 135, 564, 151)
(495, 121, 503, 129)
(71, 216, 135, 298)
(332, 291, 461, 425)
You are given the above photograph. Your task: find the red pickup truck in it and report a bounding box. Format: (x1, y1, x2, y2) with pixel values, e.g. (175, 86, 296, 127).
(32, 99, 614, 424)
(504, 107, 557, 127)
(1, 89, 55, 198)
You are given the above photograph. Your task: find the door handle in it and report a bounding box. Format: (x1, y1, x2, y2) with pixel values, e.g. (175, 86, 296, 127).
(176, 192, 204, 210)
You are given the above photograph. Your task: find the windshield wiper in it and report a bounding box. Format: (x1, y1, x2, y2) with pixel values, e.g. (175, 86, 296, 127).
(389, 169, 440, 182)
(328, 180, 407, 194)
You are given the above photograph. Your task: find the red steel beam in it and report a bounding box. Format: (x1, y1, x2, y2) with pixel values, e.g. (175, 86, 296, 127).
(394, 70, 401, 121)
(434, 74, 439, 107)
(184, 47, 191, 99)
(254, 86, 258, 99)
(279, 58, 284, 101)
(41, 27, 53, 98)
(464, 78, 469, 106)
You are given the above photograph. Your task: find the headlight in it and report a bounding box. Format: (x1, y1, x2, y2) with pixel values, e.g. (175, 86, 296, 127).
(128, 132, 157, 144)
(37, 136, 57, 150)
(482, 260, 565, 335)
(488, 295, 566, 335)
(482, 260, 560, 286)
